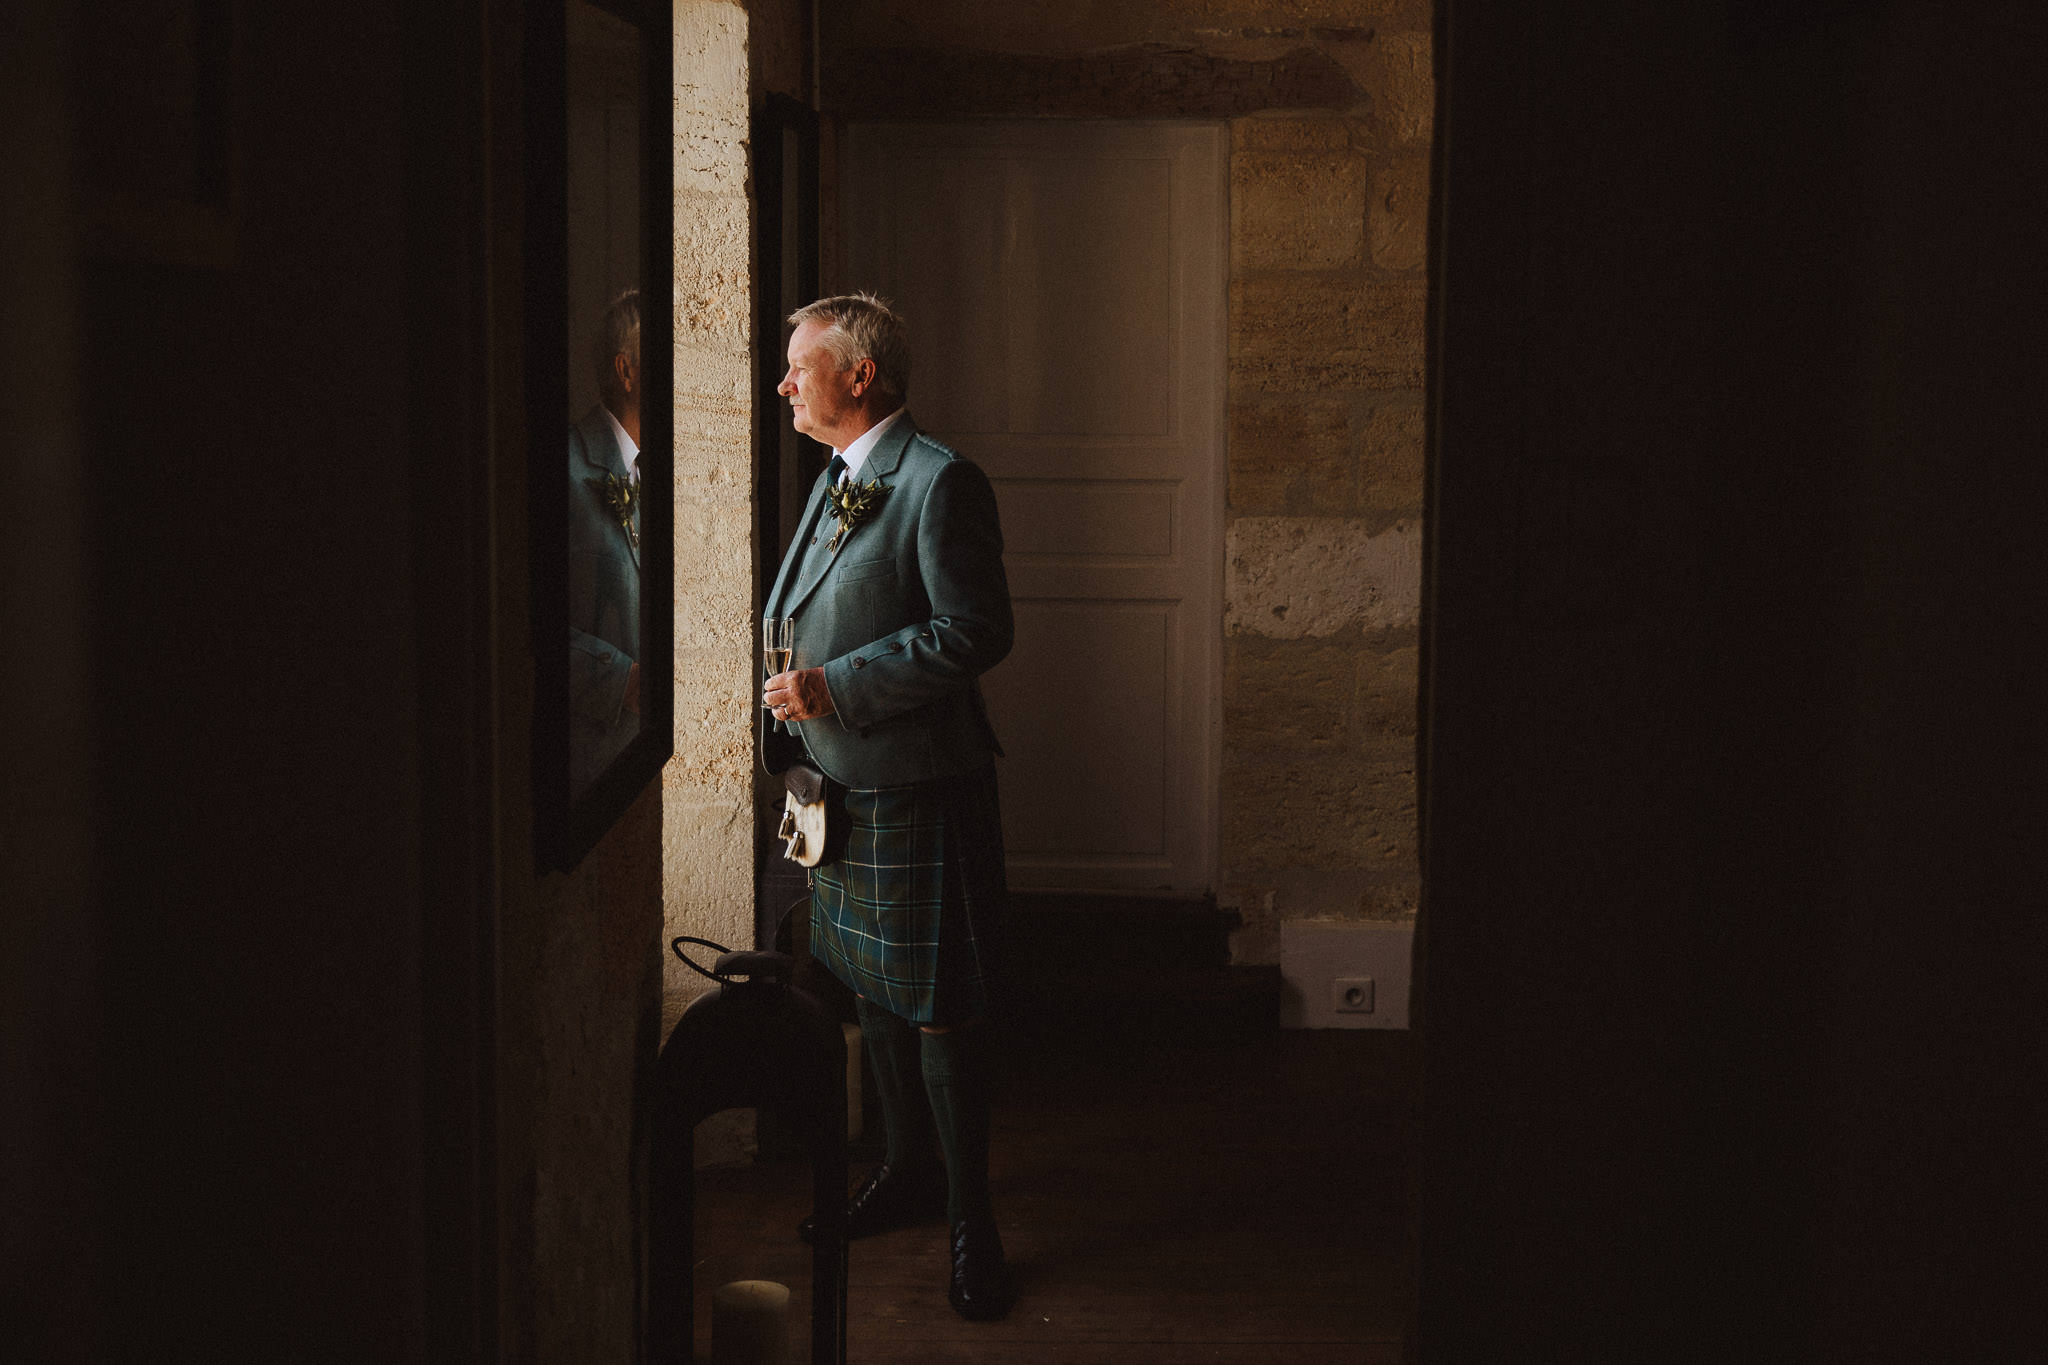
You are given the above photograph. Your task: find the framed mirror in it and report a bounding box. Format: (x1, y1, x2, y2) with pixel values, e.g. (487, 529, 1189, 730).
(529, 0, 674, 869)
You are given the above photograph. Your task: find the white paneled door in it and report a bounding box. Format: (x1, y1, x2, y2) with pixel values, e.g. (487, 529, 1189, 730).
(841, 122, 1227, 892)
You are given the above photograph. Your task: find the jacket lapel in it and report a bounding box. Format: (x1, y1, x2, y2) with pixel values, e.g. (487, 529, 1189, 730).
(780, 416, 917, 619)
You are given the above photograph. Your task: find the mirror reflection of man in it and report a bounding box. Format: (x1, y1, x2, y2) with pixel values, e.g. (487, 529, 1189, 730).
(568, 287, 643, 799)
(762, 293, 1017, 1321)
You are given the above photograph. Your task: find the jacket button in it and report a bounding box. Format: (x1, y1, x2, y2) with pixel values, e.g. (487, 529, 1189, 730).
(851, 656, 865, 668)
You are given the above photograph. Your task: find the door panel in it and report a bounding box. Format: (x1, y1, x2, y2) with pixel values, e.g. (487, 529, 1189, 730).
(1002, 601, 1173, 861)
(843, 122, 1226, 891)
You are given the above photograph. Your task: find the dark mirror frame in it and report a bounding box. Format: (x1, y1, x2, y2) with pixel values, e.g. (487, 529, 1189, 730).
(527, 0, 675, 871)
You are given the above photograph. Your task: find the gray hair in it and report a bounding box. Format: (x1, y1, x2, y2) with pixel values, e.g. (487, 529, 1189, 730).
(787, 292, 910, 400)
(594, 287, 640, 394)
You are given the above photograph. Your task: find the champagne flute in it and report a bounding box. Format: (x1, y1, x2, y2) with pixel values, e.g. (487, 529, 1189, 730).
(762, 617, 794, 709)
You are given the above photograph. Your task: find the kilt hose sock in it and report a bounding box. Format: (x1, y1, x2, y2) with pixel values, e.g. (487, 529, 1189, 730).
(855, 996, 938, 1173)
(856, 996, 997, 1227)
(919, 1025, 996, 1228)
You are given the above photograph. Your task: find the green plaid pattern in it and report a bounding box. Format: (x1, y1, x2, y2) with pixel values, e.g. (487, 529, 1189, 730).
(808, 765, 1006, 1025)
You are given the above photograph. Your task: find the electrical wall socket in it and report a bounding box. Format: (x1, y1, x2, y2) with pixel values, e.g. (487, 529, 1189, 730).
(1280, 920, 1412, 1029)
(1332, 977, 1375, 1013)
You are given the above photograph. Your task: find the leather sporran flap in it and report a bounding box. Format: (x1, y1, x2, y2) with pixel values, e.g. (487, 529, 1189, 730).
(783, 762, 825, 805)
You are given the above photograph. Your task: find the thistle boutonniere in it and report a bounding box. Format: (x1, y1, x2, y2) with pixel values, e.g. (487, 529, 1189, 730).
(824, 477, 889, 552)
(587, 472, 640, 550)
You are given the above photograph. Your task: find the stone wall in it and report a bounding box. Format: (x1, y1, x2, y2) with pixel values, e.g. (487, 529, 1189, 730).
(1221, 13, 1430, 959)
(820, 0, 1434, 962)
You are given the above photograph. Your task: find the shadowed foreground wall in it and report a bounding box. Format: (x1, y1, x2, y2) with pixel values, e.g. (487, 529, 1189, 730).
(26, 2, 432, 1357)
(821, 0, 1434, 957)
(1419, 3, 2047, 1359)
(2, 0, 93, 1351)
(2, 2, 766, 1358)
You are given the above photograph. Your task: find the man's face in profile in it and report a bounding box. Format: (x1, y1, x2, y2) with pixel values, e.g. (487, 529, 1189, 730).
(780, 319, 862, 448)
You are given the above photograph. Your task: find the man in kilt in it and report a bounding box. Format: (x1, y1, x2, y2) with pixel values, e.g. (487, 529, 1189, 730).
(760, 293, 1017, 1321)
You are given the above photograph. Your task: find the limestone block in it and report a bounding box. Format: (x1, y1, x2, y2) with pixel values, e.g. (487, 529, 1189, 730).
(1374, 29, 1434, 145)
(1226, 636, 1360, 753)
(672, 450, 754, 509)
(1230, 273, 1345, 390)
(1228, 395, 1352, 512)
(1225, 516, 1421, 638)
(1233, 146, 1370, 271)
(672, 464, 753, 519)
(1357, 393, 1426, 516)
(1229, 391, 1424, 518)
(664, 633, 746, 717)
(1324, 27, 1433, 145)
(1220, 750, 1417, 871)
(673, 392, 751, 459)
(1355, 642, 1420, 742)
(1225, 634, 1419, 760)
(673, 5, 750, 194)
(1232, 113, 1353, 153)
(1357, 876, 1419, 919)
(1349, 275, 1429, 386)
(1370, 154, 1431, 272)
(675, 192, 753, 345)
(1230, 273, 1426, 391)
(662, 782, 758, 1028)
(673, 414, 750, 474)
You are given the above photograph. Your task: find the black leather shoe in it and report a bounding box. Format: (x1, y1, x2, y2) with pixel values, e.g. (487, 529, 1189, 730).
(797, 1162, 946, 1244)
(946, 1217, 1015, 1321)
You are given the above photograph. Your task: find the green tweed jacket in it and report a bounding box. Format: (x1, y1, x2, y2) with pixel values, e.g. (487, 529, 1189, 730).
(568, 403, 641, 796)
(761, 416, 1012, 789)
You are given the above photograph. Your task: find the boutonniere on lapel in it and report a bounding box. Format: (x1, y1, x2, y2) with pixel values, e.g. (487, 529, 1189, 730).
(823, 477, 889, 553)
(587, 472, 640, 550)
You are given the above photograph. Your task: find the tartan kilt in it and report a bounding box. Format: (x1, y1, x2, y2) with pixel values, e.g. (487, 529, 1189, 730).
(806, 763, 1007, 1026)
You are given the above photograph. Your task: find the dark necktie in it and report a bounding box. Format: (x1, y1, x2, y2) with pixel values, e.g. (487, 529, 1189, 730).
(825, 453, 848, 488)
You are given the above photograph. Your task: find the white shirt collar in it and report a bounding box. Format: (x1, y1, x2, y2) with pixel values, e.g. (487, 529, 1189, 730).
(833, 406, 906, 482)
(603, 405, 640, 480)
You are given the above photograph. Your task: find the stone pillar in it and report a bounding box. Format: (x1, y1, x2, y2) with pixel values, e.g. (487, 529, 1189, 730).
(663, 0, 757, 1034)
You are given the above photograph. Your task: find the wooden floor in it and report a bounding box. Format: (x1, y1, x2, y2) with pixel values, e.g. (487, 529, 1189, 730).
(691, 1027, 1417, 1363)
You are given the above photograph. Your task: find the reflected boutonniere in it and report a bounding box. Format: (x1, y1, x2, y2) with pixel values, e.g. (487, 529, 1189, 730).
(587, 472, 639, 550)
(824, 477, 889, 553)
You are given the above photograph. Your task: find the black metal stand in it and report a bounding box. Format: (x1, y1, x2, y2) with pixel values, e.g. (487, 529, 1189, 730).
(648, 940, 849, 1365)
